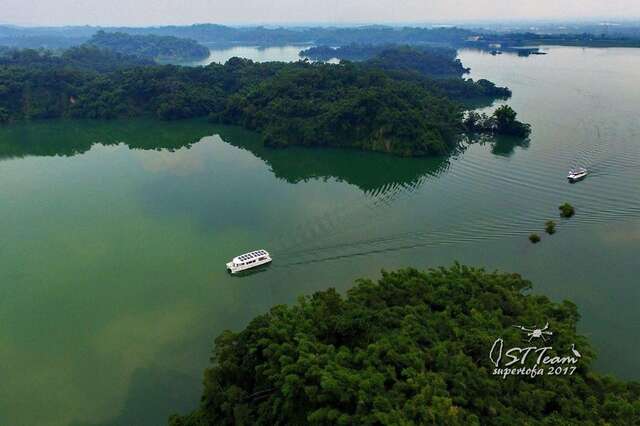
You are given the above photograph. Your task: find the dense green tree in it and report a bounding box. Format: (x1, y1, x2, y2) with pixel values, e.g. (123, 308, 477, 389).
(463, 106, 530, 138)
(0, 47, 527, 156)
(302, 44, 468, 78)
(364, 46, 468, 78)
(215, 62, 462, 156)
(559, 203, 576, 218)
(429, 78, 511, 101)
(545, 221, 557, 235)
(0, 45, 153, 71)
(169, 264, 640, 425)
(492, 105, 532, 137)
(86, 30, 210, 61)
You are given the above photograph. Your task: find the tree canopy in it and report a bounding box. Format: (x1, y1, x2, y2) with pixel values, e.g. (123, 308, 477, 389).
(0, 45, 153, 72)
(464, 105, 531, 138)
(86, 30, 210, 61)
(0, 47, 526, 156)
(301, 44, 468, 78)
(170, 264, 639, 425)
(215, 61, 462, 156)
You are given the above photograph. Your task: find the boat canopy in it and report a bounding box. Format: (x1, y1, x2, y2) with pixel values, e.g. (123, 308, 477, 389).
(233, 250, 269, 263)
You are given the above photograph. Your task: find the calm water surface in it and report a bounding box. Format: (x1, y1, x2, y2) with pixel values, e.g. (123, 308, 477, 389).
(182, 44, 308, 65)
(1, 46, 639, 426)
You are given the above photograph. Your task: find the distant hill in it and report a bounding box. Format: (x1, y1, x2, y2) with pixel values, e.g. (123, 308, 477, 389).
(3, 23, 640, 50)
(86, 31, 209, 62)
(0, 24, 476, 48)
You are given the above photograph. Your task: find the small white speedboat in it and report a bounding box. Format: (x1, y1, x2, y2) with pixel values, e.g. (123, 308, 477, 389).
(567, 167, 588, 182)
(226, 249, 271, 274)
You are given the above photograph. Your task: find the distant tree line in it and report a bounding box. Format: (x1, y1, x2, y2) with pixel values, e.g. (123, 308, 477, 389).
(363, 45, 469, 78)
(86, 31, 210, 61)
(299, 45, 512, 100)
(0, 45, 153, 72)
(302, 44, 471, 79)
(472, 31, 640, 49)
(3, 23, 640, 50)
(302, 44, 459, 62)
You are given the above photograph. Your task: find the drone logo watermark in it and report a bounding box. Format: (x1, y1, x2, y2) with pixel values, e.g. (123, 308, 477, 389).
(489, 322, 582, 379)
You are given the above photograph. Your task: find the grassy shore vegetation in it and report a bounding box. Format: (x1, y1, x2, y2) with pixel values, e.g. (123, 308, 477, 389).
(0, 46, 527, 156)
(559, 203, 576, 218)
(169, 264, 640, 425)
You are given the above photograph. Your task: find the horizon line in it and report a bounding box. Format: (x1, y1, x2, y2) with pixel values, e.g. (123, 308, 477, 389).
(3, 16, 640, 29)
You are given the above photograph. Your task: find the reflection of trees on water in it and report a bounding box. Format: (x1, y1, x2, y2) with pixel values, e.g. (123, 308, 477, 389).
(0, 118, 457, 196)
(0, 118, 216, 160)
(464, 133, 530, 157)
(214, 125, 452, 196)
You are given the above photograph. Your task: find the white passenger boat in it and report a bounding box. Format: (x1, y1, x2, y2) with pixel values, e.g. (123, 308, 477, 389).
(226, 250, 272, 274)
(567, 167, 588, 182)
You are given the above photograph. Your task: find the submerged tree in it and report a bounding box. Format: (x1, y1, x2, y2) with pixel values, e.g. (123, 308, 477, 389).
(545, 220, 557, 234)
(493, 105, 531, 137)
(559, 203, 576, 218)
(170, 264, 640, 425)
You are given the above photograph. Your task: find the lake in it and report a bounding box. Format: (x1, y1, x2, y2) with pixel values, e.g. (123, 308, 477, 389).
(1, 46, 639, 426)
(180, 44, 309, 65)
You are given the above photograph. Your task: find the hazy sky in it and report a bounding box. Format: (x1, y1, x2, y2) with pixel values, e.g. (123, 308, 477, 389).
(3, 0, 640, 26)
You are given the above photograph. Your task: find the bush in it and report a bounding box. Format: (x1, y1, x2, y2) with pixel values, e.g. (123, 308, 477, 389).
(545, 220, 557, 234)
(559, 203, 576, 218)
(529, 233, 541, 243)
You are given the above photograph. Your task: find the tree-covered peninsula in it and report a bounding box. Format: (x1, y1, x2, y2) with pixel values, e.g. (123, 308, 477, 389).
(0, 47, 528, 156)
(300, 45, 515, 103)
(170, 264, 640, 425)
(86, 30, 210, 62)
(301, 44, 470, 78)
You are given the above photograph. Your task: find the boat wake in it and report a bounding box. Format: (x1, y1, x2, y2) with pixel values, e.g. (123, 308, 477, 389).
(271, 136, 640, 269)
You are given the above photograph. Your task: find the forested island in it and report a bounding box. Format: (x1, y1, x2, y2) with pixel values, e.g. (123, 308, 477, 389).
(0, 45, 527, 156)
(170, 264, 640, 425)
(302, 44, 470, 78)
(86, 31, 210, 62)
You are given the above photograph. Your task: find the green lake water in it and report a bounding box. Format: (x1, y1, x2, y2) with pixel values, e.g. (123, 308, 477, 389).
(182, 44, 308, 65)
(1, 46, 639, 425)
